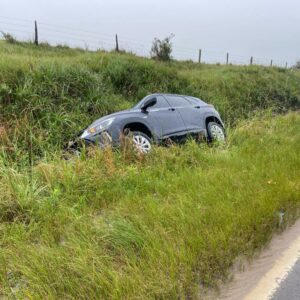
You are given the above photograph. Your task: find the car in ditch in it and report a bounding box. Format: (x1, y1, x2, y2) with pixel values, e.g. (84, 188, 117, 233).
(69, 94, 225, 153)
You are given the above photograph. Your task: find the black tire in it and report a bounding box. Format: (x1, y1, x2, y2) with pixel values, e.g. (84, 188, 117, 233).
(206, 122, 225, 142)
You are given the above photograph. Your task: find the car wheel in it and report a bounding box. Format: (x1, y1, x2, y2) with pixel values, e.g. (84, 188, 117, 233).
(207, 122, 225, 142)
(132, 131, 152, 153)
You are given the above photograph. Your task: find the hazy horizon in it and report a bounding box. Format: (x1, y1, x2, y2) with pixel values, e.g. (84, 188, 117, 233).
(1, 0, 299, 66)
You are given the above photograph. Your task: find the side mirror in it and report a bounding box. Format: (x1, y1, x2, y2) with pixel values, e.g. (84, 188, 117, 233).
(141, 97, 157, 111)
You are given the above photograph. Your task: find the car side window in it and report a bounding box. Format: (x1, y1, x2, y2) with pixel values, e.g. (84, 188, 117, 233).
(148, 96, 171, 110)
(186, 97, 206, 106)
(165, 96, 191, 107)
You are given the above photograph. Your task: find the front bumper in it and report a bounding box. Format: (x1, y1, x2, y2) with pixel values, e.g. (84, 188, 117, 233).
(65, 131, 113, 153)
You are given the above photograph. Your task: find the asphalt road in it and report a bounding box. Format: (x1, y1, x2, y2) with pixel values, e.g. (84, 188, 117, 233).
(217, 219, 300, 300)
(271, 257, 300, 300)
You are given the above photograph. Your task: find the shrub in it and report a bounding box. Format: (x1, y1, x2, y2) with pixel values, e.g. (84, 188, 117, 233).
(294, 61, 300, 69)
(1, 32, 18, 44)
(150, 34, 174, 61)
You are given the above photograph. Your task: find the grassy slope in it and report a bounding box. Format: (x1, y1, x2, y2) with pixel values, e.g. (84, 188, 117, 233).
(0, 113, 299, 299)
(0, 41, 300, 298)
(0, 41, 299, 161)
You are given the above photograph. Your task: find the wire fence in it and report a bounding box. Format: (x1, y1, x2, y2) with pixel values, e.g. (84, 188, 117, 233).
(0, 15, 291, 68)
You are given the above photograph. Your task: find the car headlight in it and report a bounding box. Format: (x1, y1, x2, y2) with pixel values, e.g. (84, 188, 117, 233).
(87, 118, 115, 134)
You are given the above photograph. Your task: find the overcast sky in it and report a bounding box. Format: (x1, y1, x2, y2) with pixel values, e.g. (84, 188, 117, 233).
(1, 0, 299, 66)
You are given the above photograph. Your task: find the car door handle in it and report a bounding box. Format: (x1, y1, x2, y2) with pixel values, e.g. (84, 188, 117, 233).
(194, 106, 201, 109)
(168, 108, 176, 111)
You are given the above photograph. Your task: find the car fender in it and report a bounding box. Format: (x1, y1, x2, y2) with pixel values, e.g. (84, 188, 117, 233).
(202, 111, 225, 130)
(111, 115, 156, 141)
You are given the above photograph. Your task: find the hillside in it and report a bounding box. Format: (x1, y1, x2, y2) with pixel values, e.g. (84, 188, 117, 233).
(0, 41, 299, 161)
(0, 41, 300, 298)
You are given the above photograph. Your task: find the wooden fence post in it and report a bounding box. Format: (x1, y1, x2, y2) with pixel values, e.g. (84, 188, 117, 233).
(115, 34, 119, 52)
(250, 56, 253, 65)
(198, 49, 202, 63)
(34, 20, 38, 45)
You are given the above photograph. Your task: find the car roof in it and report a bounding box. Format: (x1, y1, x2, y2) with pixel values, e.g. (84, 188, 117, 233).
(149, 93, 190, 97)
(148, 93, 199, 98)
(147, 93, 206, 102)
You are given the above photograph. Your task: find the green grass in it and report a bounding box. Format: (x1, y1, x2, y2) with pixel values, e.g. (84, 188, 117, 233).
(0, 41, 300, 298)
(0, 113, 299, 299)
(0, 40, 299, 162)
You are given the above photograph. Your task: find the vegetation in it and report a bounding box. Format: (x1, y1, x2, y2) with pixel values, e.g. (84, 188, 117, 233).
(0, 40, 299, 163)
(0, 40, 300, 298)
(150, 34, 174, 61)
(294, 61, 300, 69)
(1, 32, 18, 44)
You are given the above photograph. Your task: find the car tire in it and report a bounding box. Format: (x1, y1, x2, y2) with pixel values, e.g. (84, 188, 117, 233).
(131, 131, 152, 153)
(207, 122, 225, 142)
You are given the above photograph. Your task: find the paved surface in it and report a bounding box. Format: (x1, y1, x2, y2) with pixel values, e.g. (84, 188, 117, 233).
(216, 219, 300, 300)
(271, 258, 300, 300)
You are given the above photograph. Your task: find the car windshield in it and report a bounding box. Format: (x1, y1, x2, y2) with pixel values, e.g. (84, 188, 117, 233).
(132, 96, 148, 109)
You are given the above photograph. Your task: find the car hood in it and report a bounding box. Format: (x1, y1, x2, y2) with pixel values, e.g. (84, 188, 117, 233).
(87, 108, 138, 129)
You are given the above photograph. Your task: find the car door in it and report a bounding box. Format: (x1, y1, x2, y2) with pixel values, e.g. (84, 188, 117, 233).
(185, 96, 207, 130)
(146, 96, 187, 139)
(164, 95, 203, 133)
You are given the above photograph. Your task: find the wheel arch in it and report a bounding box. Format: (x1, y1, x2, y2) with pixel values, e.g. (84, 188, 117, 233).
(123, 122, 153, 138)
(205, 115, 224, 129)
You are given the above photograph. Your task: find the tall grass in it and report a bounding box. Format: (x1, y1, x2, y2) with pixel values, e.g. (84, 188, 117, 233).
(0, 41, 300, 298)
(0, 41, 299, 162)
(0, 113, 299, 298)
